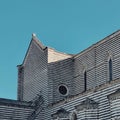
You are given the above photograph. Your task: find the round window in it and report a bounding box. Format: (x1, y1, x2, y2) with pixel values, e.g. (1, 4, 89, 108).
(58, 85, 68, 95)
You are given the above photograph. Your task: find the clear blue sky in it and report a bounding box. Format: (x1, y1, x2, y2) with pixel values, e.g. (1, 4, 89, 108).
(0, 0, 120, 99)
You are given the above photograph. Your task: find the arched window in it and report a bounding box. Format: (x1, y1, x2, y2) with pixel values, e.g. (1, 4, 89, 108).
(109, 58, 113, 81)
(84, 71, 87, 91)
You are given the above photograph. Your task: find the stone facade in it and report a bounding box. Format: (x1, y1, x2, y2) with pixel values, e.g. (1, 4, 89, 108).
(0, 30, 120, 119)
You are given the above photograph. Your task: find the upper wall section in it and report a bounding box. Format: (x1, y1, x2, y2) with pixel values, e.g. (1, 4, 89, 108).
(48, 48, 73, 63)
(74, 30, 120, 61)
(73, 30, 120, 91)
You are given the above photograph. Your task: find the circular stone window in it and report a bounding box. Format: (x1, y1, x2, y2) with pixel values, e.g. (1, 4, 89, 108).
(58, 85, 68, 96)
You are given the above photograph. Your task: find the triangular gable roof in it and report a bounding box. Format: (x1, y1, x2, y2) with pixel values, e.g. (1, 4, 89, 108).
(20, 34, 47, 66)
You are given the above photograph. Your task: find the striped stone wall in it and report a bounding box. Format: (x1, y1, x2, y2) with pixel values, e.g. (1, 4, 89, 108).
(0, 98, 34, 120)
(48, 58, 74, 103)
(74, 47, 96, 93)
(108, 89, 120, 119)
(18, 39, 48, 105)
(45, 30, 120, 119)
(47, 79, 120, 120)
(74, 31, 120, 92)
(17, 65, 24, 101)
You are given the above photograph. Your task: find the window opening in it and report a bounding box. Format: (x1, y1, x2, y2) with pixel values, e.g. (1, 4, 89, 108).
(58, 85, 68, 95)
(109, 58, 113, 81)
(84, 71, 87, 91)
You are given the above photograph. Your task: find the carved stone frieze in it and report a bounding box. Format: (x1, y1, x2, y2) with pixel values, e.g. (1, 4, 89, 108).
(75, 98, 98, 111)
(51, 108, 70, 119)
(108, 89, 120, 101)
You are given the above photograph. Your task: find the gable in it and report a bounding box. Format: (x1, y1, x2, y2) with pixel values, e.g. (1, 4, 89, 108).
(22, 34, 47, 66)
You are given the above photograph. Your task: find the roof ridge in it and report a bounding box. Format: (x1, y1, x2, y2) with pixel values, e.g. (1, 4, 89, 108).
(32, 33, 46, 50)
(74, 29, 120, 58)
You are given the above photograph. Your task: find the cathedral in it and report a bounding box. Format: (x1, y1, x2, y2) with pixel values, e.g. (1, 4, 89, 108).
(1, 30, 120, 120)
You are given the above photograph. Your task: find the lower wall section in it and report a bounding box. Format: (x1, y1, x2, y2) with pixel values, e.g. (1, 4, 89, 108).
(1, 79, 120, 120)
(46, 79, 120, 120)
(78, 109, 98, 120)
(0, 104, 34, 120)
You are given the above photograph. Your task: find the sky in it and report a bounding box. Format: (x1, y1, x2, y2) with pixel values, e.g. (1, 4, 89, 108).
(0, 0, 120, 100)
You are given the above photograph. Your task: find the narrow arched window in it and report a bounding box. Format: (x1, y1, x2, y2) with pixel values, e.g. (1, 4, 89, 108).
(84, 71, 87, 91)
(109, 58, 113, 81)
